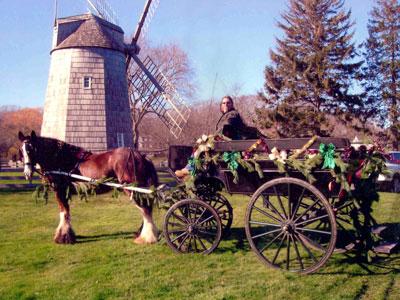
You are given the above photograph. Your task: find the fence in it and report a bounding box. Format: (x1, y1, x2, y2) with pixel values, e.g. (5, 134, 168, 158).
(0, 167, 175, 190)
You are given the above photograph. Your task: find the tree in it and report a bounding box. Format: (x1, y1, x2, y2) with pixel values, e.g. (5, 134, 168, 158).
(0, 108, 42, 159)
(128, 42, 195, 148)
(363, 0, 400, 149)
(257, 0, 362, 137)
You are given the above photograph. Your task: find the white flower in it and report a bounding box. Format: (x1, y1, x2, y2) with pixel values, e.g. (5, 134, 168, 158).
(280, 150, 288, 160)
(196, 134, 210, 145)
(268, 147, 287, 163)
(268, 147, 280, 160)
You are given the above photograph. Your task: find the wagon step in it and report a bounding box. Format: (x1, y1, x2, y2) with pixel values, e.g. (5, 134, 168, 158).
(373, 242, 398, 254)
(371, 225, 387, 236)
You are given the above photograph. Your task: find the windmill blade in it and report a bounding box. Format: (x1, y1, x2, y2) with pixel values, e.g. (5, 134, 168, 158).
(137, 0, 160, 43)
(131, 0, 160, 45)
(86, 0, 119, 25)
(126, 0, 189, 138)
(128, 55, 191, 139)
(127, 0, 160, 68)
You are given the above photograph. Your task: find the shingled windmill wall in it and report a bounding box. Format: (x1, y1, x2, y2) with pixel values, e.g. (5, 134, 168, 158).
(41, 14, 133, 152)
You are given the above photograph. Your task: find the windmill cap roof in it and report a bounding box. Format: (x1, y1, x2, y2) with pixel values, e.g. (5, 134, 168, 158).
(52, 13, 126, 53)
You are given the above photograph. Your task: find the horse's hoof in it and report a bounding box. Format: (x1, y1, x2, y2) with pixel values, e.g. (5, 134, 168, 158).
(54, 236, 76, 244)
(54, 230, 76, 244)
(134, 235, 158, 244)
(134, 236, 146, 244)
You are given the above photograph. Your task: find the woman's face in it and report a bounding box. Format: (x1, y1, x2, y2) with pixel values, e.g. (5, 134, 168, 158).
(221, 98, 233, 113)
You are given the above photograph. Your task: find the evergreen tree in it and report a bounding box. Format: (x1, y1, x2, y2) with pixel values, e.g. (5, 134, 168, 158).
(257, 0, 362, 137)
(363, 0, 400, 149)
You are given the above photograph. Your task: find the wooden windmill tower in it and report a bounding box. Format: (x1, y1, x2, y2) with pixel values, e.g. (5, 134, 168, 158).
(41, 0, 190, 152)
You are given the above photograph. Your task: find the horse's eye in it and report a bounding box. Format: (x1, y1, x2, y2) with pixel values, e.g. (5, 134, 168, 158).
(23, 143, 34, 155)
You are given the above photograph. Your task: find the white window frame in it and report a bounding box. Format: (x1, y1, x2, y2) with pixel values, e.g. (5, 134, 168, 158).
(83, 76, 92, 89)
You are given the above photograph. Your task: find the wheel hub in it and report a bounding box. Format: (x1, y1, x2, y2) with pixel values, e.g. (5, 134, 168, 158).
(282, 222, 295, 233)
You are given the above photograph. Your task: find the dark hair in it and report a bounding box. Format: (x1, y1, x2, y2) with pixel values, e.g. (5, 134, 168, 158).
(220, 95, 234, 113)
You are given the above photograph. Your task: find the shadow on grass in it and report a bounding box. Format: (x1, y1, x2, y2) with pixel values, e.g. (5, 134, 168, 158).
(75, 231, 135, 243)
(316, 222, 400, 276)
(214, 227, 251, 253)
(75, 222, 400, 276)
(217, 223, 400, 275)
(318, 253, 400, 276)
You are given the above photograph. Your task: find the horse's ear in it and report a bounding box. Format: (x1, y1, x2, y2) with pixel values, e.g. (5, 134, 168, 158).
(31, 130, 37, 141)
(18, 131, 25, 141)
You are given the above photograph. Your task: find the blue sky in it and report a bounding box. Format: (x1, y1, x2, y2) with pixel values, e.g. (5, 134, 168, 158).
(0, 0, 375, 108)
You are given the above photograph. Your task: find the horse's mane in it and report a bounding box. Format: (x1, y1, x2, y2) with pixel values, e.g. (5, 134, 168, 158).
(36, 136, 87, 155)
(35, 136, 91, 171)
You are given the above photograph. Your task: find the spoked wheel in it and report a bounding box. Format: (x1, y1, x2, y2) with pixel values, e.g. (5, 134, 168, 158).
(245, 177, 337, 274)
(202, 193, 233, 236)
(294, 196, 356, 254)
(163, 199, 222, 254)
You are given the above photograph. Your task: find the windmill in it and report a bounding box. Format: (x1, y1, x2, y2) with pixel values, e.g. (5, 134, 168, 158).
(41, 0, 190, 152)
(89, 0, 191, 141)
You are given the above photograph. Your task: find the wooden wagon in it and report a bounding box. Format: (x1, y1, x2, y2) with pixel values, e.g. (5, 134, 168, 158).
(162, 137, 373, 274)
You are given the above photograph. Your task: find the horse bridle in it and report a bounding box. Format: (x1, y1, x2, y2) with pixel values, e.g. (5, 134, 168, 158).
(21, 139, 40, 175)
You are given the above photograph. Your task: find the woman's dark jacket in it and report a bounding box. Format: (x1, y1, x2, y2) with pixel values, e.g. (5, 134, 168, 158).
(215, 110, 259, 140)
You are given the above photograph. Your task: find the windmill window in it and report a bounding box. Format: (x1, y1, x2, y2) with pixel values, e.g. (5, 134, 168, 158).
(83, 76, 92, 89)
(117, 133, 124, 147)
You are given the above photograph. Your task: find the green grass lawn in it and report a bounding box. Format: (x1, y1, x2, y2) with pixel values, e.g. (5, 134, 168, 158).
(0, 180, 41, 184)
(0, 190, 399, 300)
(0, 172, 24, 176)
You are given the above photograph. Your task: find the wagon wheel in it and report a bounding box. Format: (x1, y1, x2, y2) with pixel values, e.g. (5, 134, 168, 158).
(163, 199, 222, 254)
(202, 193, 233, 236)
(293, 196, 356, 253)
(245, 177, 337, 274)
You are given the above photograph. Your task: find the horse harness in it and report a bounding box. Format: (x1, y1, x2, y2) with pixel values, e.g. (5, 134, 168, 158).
(69, 150, 92, 176)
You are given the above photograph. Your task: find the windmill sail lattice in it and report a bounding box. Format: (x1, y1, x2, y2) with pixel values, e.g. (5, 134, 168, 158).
(128, 56, 191, 138)
(137, 0, 160, 43)
(87, 0, 119, 25)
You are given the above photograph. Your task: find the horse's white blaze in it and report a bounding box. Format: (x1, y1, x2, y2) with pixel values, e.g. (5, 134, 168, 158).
(21, 142, 32, 180)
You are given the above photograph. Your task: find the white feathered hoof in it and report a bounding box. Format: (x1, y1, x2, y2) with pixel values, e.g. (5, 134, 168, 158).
(54, 227, 76, 244)
(133, 219, 159, 244)
(54, 212, 75, 244)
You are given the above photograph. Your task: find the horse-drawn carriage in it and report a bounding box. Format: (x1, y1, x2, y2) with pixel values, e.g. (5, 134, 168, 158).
(18, 131, 385, 275)
(162, 136, 383, 274)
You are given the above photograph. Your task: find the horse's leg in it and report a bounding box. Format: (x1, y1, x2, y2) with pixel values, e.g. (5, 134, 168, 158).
(54, 187, 76, 244)
(133, 202, 158, 244)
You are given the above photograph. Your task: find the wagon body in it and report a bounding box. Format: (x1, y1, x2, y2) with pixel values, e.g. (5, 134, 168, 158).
(168, 137, 350, 195)
(164, 137, 353, 274)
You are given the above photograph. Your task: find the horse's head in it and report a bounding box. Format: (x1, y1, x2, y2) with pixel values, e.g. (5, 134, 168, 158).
(18, 130, 38, 181)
